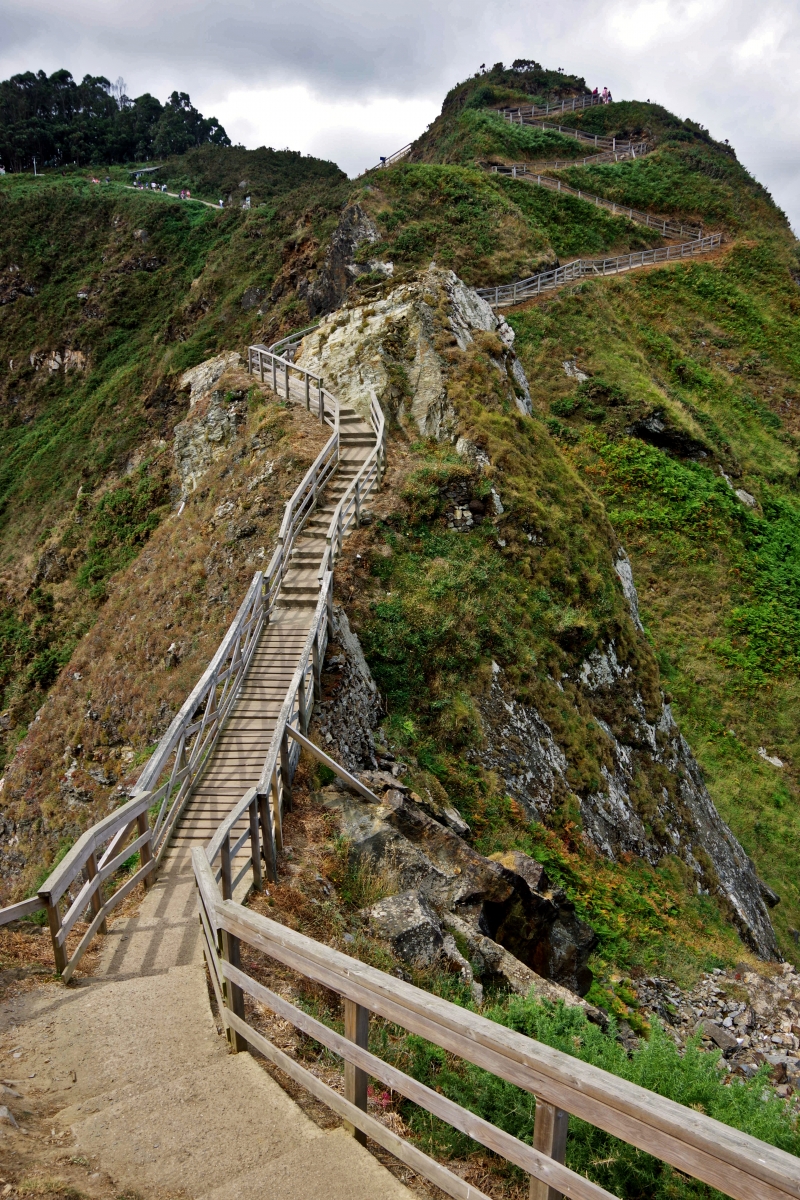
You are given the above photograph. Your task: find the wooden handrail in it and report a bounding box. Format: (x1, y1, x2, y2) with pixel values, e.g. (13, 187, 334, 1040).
(487, 164, 700, 239)
(477, 234, 723, 307)
(191, 848, 800, 1200)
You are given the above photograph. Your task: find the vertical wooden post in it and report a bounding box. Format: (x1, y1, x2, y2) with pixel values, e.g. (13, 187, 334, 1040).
(298, 670, 309, 732)
(305, 372, 310, 409)
(343, 999, 369, 1144)
(42, 895, 68, 975)
(219, 833, 247, 1052)
(85, 851, 108, 934)
(326, 581, 334, 638)
(529, 1101, 569, 1200)
(137, 811, 154, 889)
(319, 377, 325, 423)
(272, 355, 277, 394)
(285, 359, 290, 399)
(271, 767, 284, 851)
(280, 730, 292, 813)
(312, 636, 321, 702)
(257, 791, 277, 883)
(355, 479, 361, 526)
(249, 798, 262, 892)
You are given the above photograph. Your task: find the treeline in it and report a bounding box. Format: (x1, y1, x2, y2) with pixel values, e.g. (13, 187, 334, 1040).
(0, 69, 230, 172)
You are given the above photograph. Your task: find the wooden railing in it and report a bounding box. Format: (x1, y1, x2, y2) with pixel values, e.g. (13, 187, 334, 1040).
(369, 143, 413, 171)
(499, 93, 605, 122)
(486, 165, 701, 239)
(476, 233, 723, 308)
(192, 844, 800, 1200)
(485, 143, 649, 173)
(497, 115, 639, 154)
(319, 388, 385, 577)
(0, 325, 357, 970)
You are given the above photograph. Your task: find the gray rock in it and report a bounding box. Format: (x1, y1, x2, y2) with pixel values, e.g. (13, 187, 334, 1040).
(364, 889, 444, 967)
(0, 1104, 18, 1127)
(698, 1019, 740, 1053)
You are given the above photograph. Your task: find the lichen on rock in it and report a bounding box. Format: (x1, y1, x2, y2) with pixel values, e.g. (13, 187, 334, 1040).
(295, 264, 531, 433)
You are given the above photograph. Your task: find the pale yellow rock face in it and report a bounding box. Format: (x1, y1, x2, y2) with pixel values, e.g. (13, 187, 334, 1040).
(295, 266, 530, 440)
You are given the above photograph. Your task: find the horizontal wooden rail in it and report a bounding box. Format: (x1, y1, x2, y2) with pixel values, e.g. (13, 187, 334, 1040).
(476, 233, 723, 307)
(499, 93, 606, 122)
(498, 113, 638, 153)
(487, 165, 700, 239)
(192, 848, 800, 1200)
(0, 895, 45, 926)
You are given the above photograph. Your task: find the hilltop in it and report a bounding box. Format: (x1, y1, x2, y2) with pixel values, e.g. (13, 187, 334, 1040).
(0, 57, 799, 1027)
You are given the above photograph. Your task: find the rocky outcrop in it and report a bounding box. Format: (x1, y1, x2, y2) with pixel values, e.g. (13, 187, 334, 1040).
(295, 265, 531, 429)
(300, 203, 391, 317)
(476, 655, 778, 960)
(322, 771, 599, 1008)
(180, 352, 241, 407)
(314, 605, 382, 771)
(173, 386, 247, 492)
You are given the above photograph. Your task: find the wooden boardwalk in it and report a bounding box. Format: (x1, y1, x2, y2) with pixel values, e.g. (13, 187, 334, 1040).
(170, 403, 374, 865)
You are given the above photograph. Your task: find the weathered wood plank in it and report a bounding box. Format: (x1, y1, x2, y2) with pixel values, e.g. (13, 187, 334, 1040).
(216, 901, 800, 1200)
(224, 1007, 493, 1200)
(224, 960, 616, 1200)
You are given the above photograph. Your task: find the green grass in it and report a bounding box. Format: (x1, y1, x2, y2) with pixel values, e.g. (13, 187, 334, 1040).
(398, 995, 800, 1198)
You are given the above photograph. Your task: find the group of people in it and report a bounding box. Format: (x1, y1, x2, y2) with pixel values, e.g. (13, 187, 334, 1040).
(591, 86, 614, 104)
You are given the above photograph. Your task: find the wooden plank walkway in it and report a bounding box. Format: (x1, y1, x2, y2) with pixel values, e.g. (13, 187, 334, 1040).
(169, 400, 374, 864)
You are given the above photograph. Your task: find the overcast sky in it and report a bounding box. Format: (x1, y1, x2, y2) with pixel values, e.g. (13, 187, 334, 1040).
(1, 0, 798, 231)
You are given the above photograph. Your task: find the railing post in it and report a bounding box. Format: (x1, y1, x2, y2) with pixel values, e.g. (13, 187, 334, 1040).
(271, 354, 277, 394)
(42, 892, 68, 975)
(343, 998, 370, 1145)
(355, 479, 361, 526)
(529, 1101, 569, 1200)
(312, 635, 322, 702)
(271, 767, 283, 851)
(280, 730, 292, 813)
(249, 797, 262, 892)
(319, 377, 325, 423)
(137, 810, 154, 889)
(285, 359, 290, 399)
(326, 578, 334, 638)
(305, 371, 310, 410)
(257, 791, 277, 883)
(298, 668, 309, 732)
(219, 833, 247, 1053)
(85, 850, 108, 934)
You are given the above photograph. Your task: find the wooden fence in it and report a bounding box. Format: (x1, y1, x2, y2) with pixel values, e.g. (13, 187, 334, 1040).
(476, 234, 723, 308)
(497, 115, 639, 154)
(192, 844, 800, 1200)
(486, 166, 701, 239)
(0, 324, 384, 979)
(499, 93, 606, 122)
(485, 143, 649, 173)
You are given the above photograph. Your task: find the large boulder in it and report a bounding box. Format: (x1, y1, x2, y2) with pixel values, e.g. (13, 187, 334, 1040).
(323, 777, 597, 1000)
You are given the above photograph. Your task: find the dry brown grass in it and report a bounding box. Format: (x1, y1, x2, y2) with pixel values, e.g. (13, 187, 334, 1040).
(0, 375, 330, 905)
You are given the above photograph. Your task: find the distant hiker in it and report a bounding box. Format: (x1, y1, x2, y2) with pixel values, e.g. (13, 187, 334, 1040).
(592, 87, 598, 99)
(380, 156, 387, 166)
(219, 198, 223, 207)
(602, 86, 608, 103)
(607, 91, 613, 104)
(161, 183, 167, 192)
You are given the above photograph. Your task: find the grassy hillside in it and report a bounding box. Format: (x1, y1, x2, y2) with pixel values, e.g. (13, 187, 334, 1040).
(0, 160, 350, 766)
(1, 64, 798, 989)
(350, 69, 800, 970)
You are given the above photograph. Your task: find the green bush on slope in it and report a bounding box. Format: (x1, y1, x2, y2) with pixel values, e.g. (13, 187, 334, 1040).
(399, 995, 800, 1199)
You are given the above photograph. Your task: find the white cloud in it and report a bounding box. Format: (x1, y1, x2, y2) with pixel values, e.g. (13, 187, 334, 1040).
(206, 85, 439, 178)
(0, 0, 799, 228)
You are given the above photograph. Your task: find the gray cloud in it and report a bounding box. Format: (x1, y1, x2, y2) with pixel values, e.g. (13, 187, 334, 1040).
(1, 0, 799, 228)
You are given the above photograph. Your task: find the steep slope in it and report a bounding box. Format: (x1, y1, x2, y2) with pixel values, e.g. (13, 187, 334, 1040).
(1, 61, 798, 1010)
